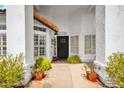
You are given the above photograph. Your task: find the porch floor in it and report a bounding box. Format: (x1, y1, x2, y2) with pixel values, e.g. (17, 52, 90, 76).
(28, 62, 103, 88)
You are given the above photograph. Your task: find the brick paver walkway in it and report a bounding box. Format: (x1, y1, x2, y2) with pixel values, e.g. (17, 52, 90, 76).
(28, 63, 102, 88)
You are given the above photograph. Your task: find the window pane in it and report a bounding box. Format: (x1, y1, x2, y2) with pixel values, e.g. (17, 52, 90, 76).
(34, 47, 38, 57)
(0, 34, 7, 56)
(3, 47, 6, 50)
(34, 35, 38, 45)
(0, 35, 2, 46)
(70, 36, 79, 54)
(85, 35, 96, 54)
(39, 47, 46, 56)
(34, 35, 38, 41)
(0, 47, 1, 56)
(0, 11, 6, 30)
(3, 50, 6, 55)
(92, 35, 96, 54)
(85, 35, 91, 54)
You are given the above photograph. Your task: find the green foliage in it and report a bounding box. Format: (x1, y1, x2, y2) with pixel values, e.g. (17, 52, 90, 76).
(34, 57, 52, 71)
(67, 55, 81, 64)
(106, 52, 124, 87)
(0, 53, 24, 88)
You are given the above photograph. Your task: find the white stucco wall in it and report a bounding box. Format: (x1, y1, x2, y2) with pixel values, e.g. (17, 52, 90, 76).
(106, 5, 124, 60)
(69, 7, 95, 62)
(68, 9, 82, 57)
(7, 5, 26, 55)
(69, 8, 82, 35)
(80, 7, 95, 62)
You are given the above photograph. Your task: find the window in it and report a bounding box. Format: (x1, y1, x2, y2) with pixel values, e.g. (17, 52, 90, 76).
(0, 9, 6, 30)
(60, 38, 66, 43)
(53, 37, 57, 55)
(0, 25, 6, 30)
(51, 37, 57, 56)
(34, 26, 46, 32)
(70, 36, 79, 54)
(85, 35, 96, 54)
(0, 34, 7, 56)
(34, 34, 46, 58)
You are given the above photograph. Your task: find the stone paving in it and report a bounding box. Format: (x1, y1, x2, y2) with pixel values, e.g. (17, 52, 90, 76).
(28, 63, 102, 88)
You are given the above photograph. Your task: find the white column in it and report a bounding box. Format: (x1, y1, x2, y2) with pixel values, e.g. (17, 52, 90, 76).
(96, 5, 124, 65)
(94, 6, 109, 86)
(24, 5, 34, 84)
(46, 29, 51, 59)
(7, 5, 34, 84)
(95, 5, 105, 66)
(105, 5, 124, 59)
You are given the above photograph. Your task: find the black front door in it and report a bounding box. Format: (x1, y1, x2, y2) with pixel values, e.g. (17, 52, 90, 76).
(57, 36, 69, 59)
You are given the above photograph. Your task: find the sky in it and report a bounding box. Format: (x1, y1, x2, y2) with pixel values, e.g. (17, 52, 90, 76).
(0, 5, 6, 9)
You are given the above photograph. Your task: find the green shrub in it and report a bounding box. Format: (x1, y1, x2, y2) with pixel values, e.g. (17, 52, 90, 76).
(67, 55, 81, 64)
(0, 53, 24, 88)
(106, 52, 124, 87)
(35, 57, 52, 71)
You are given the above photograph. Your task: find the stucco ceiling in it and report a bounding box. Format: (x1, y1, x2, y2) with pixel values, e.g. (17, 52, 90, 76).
(34, 5, 91, 15)
(33, 5, 95, 31)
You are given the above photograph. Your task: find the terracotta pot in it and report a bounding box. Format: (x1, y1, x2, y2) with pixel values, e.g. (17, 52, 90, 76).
(86, 71, 97, 82)
(35, 70, 44, 80)
(86, 71, 91, 79)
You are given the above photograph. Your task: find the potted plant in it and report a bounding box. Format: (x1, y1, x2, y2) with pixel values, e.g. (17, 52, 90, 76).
(83, 64, 97, 82)
(106, 52, 124, 87)
(32, 57, 52, 80)
(67, 55, 81, 64)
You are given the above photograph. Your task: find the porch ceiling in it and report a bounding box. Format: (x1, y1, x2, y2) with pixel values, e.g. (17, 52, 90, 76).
(34, 5, 90, 15)
(33, 5, 95, 33)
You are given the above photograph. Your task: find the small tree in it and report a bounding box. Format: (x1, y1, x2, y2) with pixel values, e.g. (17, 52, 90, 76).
(106, 52, 124, 87)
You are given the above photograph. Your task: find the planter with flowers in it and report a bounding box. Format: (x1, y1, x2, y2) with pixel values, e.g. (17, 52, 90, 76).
(31, 57, 52, 81)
